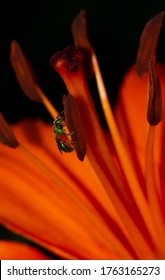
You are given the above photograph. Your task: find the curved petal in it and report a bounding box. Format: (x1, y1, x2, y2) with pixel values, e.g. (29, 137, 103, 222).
(115, 64, 165, 166)
(0, 119, 123, 259)
(12, 119, 118, 215)
(0, 241, 50, 260)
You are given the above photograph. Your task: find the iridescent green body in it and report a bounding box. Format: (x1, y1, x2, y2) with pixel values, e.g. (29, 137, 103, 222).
(53, 113, 74, 153)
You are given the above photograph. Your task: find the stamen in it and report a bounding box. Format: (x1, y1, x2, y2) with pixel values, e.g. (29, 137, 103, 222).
(147, 60, 162, 125)
(50, 47, 122, 173)
(35, 86, 57, 119)
(71, 10, 94, 79)
(63, 94, 87, 161)
(71, 10, 159, 245)
(72, 10, 91, 50)
(145, 125, 165, 255)
(136, 11, 164, 76)
(92, 40, 161, 248)
(10, 41, 42, 102)
(0, 113, 19, 148)
(10, 40, 57, 119)
(51, 47, 145, 224)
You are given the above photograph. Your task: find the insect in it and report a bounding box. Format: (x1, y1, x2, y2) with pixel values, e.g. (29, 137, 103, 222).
(53, 111, 74, 153)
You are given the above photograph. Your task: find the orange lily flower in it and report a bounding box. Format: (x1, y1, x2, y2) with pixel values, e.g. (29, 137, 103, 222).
(0, 10, 165, 260)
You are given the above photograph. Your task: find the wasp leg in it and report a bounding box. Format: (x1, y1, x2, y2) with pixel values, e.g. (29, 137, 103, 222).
(56, 110, 64, 119)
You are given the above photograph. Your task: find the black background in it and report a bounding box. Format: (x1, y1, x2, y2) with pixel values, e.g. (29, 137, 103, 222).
(0, 0, 165, 124)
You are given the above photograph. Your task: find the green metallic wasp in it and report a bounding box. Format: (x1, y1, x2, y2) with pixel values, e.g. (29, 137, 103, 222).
(53, 111, 74, 154)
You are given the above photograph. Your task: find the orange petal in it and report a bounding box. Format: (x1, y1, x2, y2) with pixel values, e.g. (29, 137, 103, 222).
(11, 119, 111, 208)
(0, 119, 126, 259)
(0, 241, 50, 260)
(115, 64, 165, 166)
